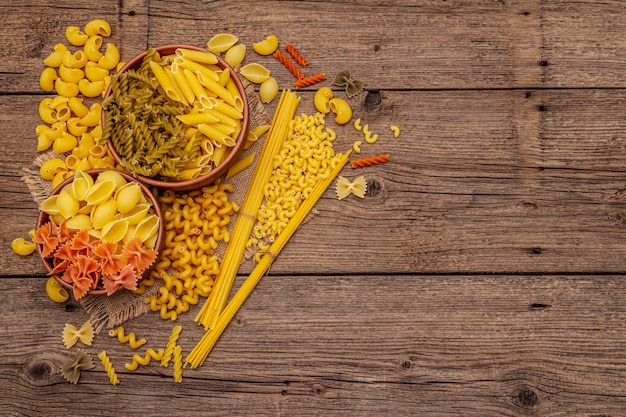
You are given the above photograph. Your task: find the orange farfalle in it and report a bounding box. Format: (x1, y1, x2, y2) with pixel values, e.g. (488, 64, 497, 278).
(103, 264, 139, 295)
(54, 241, 77, 263)
(34, 221, 60, 258)
(121, 237, 157, 273)
(93, 241, 125, 275)
(71, 229, 94, 253)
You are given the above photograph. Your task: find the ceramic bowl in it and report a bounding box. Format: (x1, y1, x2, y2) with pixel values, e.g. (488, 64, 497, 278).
(36, 169, 165, 296)
(102, 44, 250, 191)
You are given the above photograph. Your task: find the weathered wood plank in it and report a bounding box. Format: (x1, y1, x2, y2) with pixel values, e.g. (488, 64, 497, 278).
(4, 89, 626, 275)
(1, 274, 624, 416)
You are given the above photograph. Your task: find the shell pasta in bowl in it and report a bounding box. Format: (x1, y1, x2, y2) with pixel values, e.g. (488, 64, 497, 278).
(100, 44, 250, 191)
(35, 169, 165, 299)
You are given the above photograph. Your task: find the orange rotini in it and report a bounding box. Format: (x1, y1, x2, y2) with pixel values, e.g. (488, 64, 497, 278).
(285, 42, 309, 67)
(350, 153, 389, 168)
(294, 72, 326, 89)
(273, 50, 304, 80)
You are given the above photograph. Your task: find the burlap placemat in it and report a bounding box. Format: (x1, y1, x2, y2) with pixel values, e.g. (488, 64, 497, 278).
(23, 81, 272, 333)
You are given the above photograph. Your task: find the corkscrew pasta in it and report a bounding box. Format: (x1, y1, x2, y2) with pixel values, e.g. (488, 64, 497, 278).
(98, 351, 120, 385)
(161, 325, 182, 367)
(273, 49, 304, 80)
(125, 348, 164, 371)
(350, 153, 390, 168)
(285, 42, 309, 67)
(109, 326, 147, 349)
(294, 72, 326, 89)
(173, 345, 183, 383)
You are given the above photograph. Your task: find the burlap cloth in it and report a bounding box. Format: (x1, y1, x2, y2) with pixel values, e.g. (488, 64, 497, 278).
(23, 81, 272, 333)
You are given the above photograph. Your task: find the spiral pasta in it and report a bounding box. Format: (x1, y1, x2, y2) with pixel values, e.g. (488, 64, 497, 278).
(124, 348, 164, 371)
(98, 351, 120, 385)
(173, 345, 183, 383)
(161, 325, 182, 367)
(285, 42, 309, 67)
(109, 326, 147, 349)
(350, 153, 389, 168)
(273, 50, 304, 80)
(294, 72, 326, 89)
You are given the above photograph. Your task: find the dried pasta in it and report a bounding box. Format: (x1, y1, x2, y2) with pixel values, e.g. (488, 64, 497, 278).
(109, 326, 147, 349)
(161, 325, 182, 367)
(63, 321, 94, 349)
(252, 34, 279, 56)
(173, 345, 183, 383)
(294, 72, 326, 89)
(285, 42, 309, 67)
(332, 68, 365, 98)
(61, 349, 94, 384)
(351, 153, 389, 168)
(390, 125, 401, 138)
(273, 49, 304, 80)
(98, 350, 120, 385)
(336, 176, 367, 200)
(225, 151, 256, 179)
(125, 348, 164, 371)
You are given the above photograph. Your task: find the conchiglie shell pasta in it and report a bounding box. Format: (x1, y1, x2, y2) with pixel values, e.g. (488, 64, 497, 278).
(40, 195, 61, 215)
(100, 218, 129, 242)
(90, 199, 118, 229)
(259, 76, 279, 104)
(85, 180, 116, 206)
(95, 169, 127, 189)
(133, 214, 160, 243)
(115, 182, 142, 214)
(120, 203, 150, 225)
(207, 33, 238, 54)
(239, 63, 270, 84)
(224, 44, 247, 68)
(71, 170, 95, 200)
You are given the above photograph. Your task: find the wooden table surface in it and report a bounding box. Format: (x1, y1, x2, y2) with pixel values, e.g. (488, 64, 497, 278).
(2, 1, 626, 416)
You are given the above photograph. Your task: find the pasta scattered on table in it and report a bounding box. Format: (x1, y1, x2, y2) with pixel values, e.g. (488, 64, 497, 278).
(61, 349, 94, 384)
(63, 321, 94, 349)
(109, 326, 147, 349)
(336, 176, 367, 200)
(125, 348, 164, 371)
(98, 350, 120, 385)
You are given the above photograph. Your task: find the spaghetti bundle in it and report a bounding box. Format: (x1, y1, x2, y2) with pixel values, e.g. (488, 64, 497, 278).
(194, 90, 301, 331)
(186, 149, 352, 368)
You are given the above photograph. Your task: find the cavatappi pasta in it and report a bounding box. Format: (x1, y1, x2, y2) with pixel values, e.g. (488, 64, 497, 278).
(140, 183, 237, 321)
(100, 47, 245, 181)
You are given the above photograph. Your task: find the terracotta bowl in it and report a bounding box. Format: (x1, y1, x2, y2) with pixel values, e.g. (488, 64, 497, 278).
(102, 44, 250, 192)
(36, 169, 165, 296)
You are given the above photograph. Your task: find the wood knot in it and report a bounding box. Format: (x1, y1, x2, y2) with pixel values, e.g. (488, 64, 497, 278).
(531, 247, 542, 254)
(518, 387, 538, 407)
(27, 361, 52, 382)
(364, 90, 382, 110)
(366, 179, 382, 197)
(312, 384, 326, 395)
(64, 303, 77, 312)
(401, 360, 411, 369)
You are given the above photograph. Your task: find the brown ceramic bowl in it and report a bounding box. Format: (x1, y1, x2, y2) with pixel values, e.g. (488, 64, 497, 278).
(102, 44, 250, 192)
(36, 169, 165, 297)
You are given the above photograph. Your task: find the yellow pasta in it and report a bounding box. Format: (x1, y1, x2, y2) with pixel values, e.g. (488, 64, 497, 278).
(259, 77, 279, 104)
(390, 124, 401, 138)
(98, 43, 120, 70)
(352, 140, 362, 154)
(84, 35, 103, 62)
(252, 34, 279, 56)
(98, 351, 120, 385)
(125, 348, 164, 371)
(173, 345, 183, 383)
(336, 176, 367, 199)
(84, 61, 109, 82)
(63, 321, 94, 349)
(43, 43, 69, 67)
(78, 78, 105, 97)
(206, 33, 238, 54)
(314, 87, 333, 114)
(55, 79, 80, 98)
(108, 326, 147, 349)
(224, 43, 247, 68)
(84, 19, 112, 37)
(353, 117, 362, 131)
(329, 97, 352, 124)
(39, 67, 58, 92)
(239, 63, 271, 84)
(66, 25, 88, 46)
(225, 151, 256, 179)
(161, 325, 182, 367)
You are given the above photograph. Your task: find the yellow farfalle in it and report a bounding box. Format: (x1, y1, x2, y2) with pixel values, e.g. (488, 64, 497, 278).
(62, 321, 94, 349)
(336, 176, 367, 200)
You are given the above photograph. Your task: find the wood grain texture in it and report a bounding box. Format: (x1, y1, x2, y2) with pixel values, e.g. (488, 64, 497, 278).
(1, 0, 626, 415)
(1, 275, 625, 416)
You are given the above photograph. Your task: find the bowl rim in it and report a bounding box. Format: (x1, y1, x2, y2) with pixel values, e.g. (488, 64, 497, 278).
(102, 44, 250, 192)
(36, 168, 165, 296)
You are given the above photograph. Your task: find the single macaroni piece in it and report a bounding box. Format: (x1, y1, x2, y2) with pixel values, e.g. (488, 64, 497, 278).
(84, 19, 112, 37)
(43, 43, 69, 67)
(55, 79, 80, 98)
(98, 351, 120, 385)
(353, 117, 362, 132)
(329, 98, 352, 125)
(84, 35, 103, 62)
(98, 43, 120, 70)
(109, 326, 147, 348)
(390, 125, 401, 138)
(66, 25, 88, 46)
(364, 133, 379, 145)
(336, 176, 367, 200)
(252, 34, 279, 56)
(352, 140, 362, 154)
(314, 87, 333, 114)
(39, 67, 58, 92)
(46, 277, 69, 303)
(11, 237, 36, 256)
(63, 321, 94, 349)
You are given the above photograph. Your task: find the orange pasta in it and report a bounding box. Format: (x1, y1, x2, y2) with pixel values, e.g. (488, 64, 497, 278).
(273, 50, 304, 80)
(351, 153, 389, 168)
(294, 72, 326, 89)
(285, 42, 309, 67)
